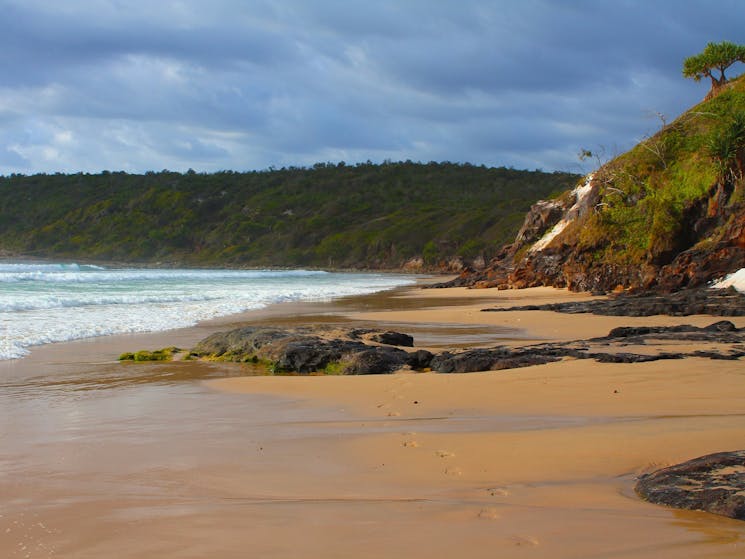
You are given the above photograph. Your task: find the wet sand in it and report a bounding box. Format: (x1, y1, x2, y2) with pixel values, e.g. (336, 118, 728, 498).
(1, 285, 744, 558)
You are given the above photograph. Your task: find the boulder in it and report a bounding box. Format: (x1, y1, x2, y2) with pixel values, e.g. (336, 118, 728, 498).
(343, 347, 410, 375)
(188, 326, 419, 375)
(370, 331, 414, 347)
(405, 349, 435, 369)
(635, 450, 745, 521)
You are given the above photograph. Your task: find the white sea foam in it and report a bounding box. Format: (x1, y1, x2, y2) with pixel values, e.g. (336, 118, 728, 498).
(0, 263, 417, 360)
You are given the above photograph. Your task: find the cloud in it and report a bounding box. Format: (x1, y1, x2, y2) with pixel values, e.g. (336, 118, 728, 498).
(0, 0, 743, 174)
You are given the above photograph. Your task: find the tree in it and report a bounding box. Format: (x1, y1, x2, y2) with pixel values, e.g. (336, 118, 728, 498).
(683, 41, 745, 97)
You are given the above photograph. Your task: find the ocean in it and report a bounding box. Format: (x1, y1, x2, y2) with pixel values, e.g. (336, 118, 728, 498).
(0, 261, 417, 360)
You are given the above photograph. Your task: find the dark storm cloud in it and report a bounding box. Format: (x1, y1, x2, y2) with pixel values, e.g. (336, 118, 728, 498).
(0, 0, 743, 174)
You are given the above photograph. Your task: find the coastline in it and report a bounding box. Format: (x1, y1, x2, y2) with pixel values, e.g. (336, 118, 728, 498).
(2, 284, 744, 558)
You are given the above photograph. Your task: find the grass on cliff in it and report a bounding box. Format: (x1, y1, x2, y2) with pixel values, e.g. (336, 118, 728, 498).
(567, 74, 745, 266)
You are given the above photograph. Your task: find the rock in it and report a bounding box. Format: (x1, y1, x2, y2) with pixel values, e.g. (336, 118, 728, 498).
(426, 321, 743, 373)
(430, 349, 499, 373)
(471, 255, 486, 270)
(370, 331, 414, 347)
(188, 326, 419, 375)
(402, 257, 424, 272)
(429, 265, 488, 288)
(430, 348, 561, 373)
(180, 319, 743, 376)
(590, 352, 683, 364)
(190, 326, 288, 358)
(704, 320, 739, 332)
(343, 347, 410, 375)
(405, 349, 435, 369)
(482, 287, 745, 317)
(428, 166, 745, 294)
(657, 211, 745, 292)
(604, 322, 739, 339)
(513, 199, 567, 246)
(427, 195, 573, 290)
(635, 450, 745, 521)
(269, 338, 366, 374)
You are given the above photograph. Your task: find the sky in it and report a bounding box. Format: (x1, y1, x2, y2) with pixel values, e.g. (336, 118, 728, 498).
(0, 0, 743, 176)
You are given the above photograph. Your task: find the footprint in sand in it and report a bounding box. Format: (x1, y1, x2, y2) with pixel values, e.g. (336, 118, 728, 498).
(486, 486, 510, 497)
(387, 411, 401, 417)
(511, 536, 540, 547)
(477, 507, 501, 520)
(436, 450, 455, 458)
(402, 440, 419, 448)
(444, 466, 463, 476)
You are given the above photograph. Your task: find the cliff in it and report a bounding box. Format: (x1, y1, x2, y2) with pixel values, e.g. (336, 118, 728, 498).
(445, 75, 745, 293)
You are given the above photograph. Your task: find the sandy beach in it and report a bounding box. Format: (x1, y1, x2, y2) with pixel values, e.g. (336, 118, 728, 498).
(1, 284, 744, 558)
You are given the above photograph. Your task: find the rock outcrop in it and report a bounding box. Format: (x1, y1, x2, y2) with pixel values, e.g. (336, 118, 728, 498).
(172, 319, 745, 375)
(481, 287, 745, 317)
(429, 321, 745, 373)
(188, 326, 423, 374)
(432, 75, 745, 294)
(636, 450, 745, 521)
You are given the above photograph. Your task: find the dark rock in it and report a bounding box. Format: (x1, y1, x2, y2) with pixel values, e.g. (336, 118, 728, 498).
(370, 331, 414, 347)
(590, 352, 683, 364)
(405, 349, 435, 369)
(430, 349, 500, 374)
(343, 347, 410, 375)
(430, 348, 560, 373)
(190, 326, 289, 358)
(691, 350, 745, 360)
(185, 319, 743, 377)
(425, 321, 743, 373)
(270, 338, 366, 374)
(704, 320, 739, 332)
(189, 326, 411, 374)
(596, 322, 744, 346)
(606, 325, 704, 338)
(429, 266, 488, 289)
(635, 450, 745, 521)
(482, 288, 745, 317)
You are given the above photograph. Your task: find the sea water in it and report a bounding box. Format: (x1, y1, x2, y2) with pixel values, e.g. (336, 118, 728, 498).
(0, 262, 417, 360)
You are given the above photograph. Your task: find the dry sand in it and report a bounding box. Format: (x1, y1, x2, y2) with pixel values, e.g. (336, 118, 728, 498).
(2, 284, 744, 558)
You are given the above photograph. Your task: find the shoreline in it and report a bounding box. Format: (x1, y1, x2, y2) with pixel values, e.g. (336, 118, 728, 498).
(0, 267, 429, 366)
(2, 284, 744, 558)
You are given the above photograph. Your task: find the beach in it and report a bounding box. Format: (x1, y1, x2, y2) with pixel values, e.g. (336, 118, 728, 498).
(1, 284, 744, 558)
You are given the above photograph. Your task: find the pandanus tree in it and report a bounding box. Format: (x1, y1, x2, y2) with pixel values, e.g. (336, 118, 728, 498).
(683, 41, 745, 98)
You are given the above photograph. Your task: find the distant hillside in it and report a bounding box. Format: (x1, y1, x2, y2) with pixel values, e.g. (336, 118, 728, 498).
(446, 75, 745, 292)
(0, 162, 579, 270)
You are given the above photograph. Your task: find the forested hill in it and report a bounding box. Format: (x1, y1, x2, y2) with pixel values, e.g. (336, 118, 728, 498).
(0, 162, 579, 269)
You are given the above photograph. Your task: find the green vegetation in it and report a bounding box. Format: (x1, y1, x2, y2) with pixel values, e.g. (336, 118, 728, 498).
(569, 74, 745, 267)
(683, 41, 745, 97)
(0, 161, 578, 269)
(119, 347, 182, 361)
